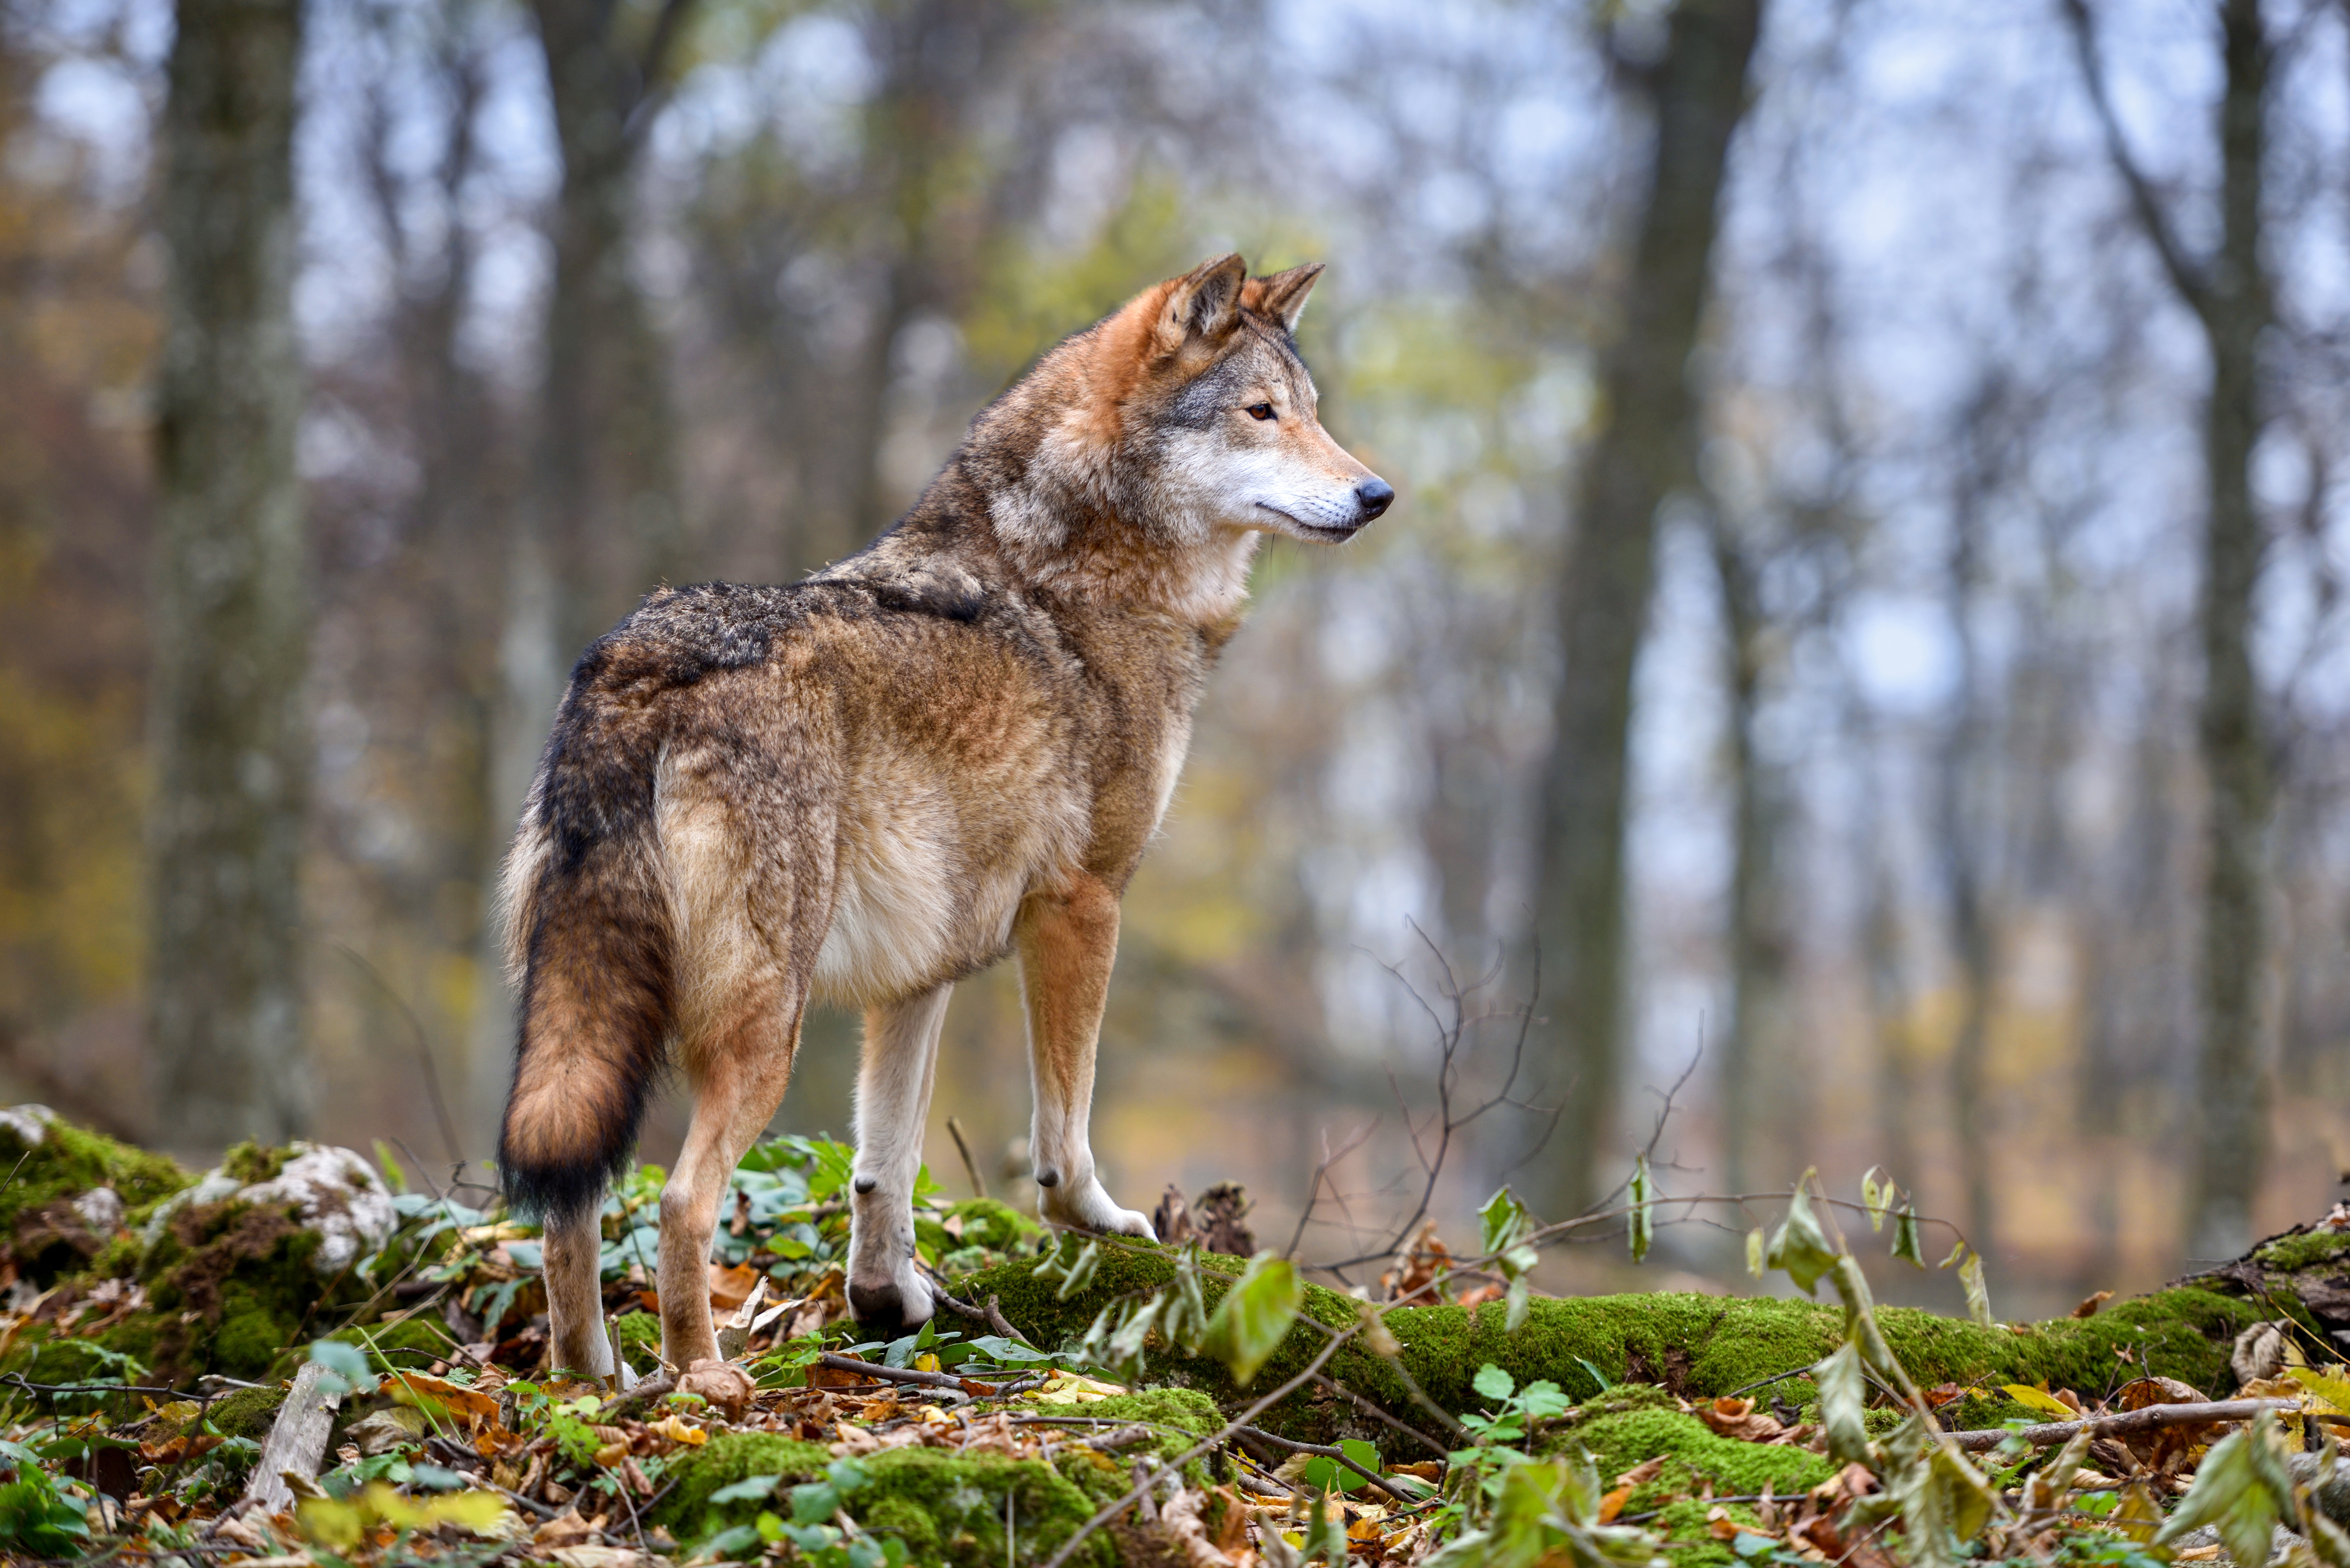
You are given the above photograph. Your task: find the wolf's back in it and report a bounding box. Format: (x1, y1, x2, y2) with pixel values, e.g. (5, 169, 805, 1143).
(497, 648, 677, 1223)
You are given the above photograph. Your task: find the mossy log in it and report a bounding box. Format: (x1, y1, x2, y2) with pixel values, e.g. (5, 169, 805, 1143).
(958, 1246, 2281, 1454)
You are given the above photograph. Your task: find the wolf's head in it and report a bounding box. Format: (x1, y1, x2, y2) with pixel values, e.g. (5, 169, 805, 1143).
(977, 254, 1393, 568)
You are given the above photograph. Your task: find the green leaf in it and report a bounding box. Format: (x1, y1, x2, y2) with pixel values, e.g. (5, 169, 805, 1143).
(1505, 1276, 1531, 1334)
(1767, 1176, 1838, 1296)
(1473, 1363, 1515, 1402)
(1106, 1296, 1161, 1371)
(2157, 1416, 2299, 1568)
(308, 1339, 380, 1397)
(1054, 1240, 1100, 1302)
(1891, 1204, 1925, 1268)
(1197, 1251, 1303, 1389)
(1628, 1155, 1654, 1263)
(1522, 1380, 1573, 1419)
(1938, 1239, 1969, 1270)
(1303, 1438, 1382, 1494)
(1745, 1226, 1765, 1279)
(1860, 1167, 1891, 1233)
(709, 1474, 782, 1504)
(1163, 1247, 1211, 1351)
(1481, 1187, 1534, 1261)
(1813, 1341, 1872, 1468)
(1958, 1252, 1993, 1328)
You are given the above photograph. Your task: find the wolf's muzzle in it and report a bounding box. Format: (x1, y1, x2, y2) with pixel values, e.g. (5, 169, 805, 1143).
(1355, 478, 1395, 524)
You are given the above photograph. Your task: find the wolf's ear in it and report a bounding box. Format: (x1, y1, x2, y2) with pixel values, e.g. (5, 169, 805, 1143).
(1157, 253, 1246, 353)
(1243, 263, 1324, 335)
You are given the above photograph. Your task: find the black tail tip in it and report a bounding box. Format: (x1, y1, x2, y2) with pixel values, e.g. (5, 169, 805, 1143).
(496, 1141, 623, 1226)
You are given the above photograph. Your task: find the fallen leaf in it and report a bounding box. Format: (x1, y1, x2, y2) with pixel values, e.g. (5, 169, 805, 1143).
(678, 1357, 755, 1420)
(2002, 1384, 2082, 1420)
(706, 1262, 761, 1313)
(2073, 1290, 2115, 1319)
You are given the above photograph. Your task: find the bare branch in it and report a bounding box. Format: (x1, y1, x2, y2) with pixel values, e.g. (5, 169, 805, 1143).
(2057, 0, 2213, 318)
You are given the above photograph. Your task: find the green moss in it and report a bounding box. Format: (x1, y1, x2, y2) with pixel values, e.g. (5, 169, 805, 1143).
(192, 1385, 286, 1443)
(653, 1431, 1114, 1567)
(0, 1113, 190, 1238)
(1557, 1409, 1833, 1568)
(139, 1198, 331, 1382)
(961, 1251, 2267, 1450)
(2253, 1230, 2350, 1275)
(615, 1311, 662, 1372)
(219, 1142, 290, 1187)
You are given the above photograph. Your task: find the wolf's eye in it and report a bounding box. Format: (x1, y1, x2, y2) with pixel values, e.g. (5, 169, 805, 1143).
(1246, 403, 1276, 421)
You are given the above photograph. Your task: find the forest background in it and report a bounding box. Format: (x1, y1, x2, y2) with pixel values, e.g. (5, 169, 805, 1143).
(2, 0, 2344, 1327)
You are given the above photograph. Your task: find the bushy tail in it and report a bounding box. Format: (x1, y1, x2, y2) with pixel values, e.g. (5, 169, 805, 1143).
(497, 687, 674, 1224)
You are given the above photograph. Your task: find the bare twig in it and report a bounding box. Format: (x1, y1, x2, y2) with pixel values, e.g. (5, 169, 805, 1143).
(817, 1352, 995, 1392)
(2057, 0, 2212, 318)
(1947, 1397, 2343, 1452)
(945, 1116, 989, 1200)
(1233, 1423, 1423, 1504)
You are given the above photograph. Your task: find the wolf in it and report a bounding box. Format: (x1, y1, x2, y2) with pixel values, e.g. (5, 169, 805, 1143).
(494, 254, 1392, 1381)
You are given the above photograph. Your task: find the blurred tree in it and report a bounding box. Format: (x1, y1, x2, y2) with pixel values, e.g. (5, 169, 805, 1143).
(147, 0, 310, 1147)
(475, 0, 695, 1129)
(2063, 0, 2276, 1261)
(1527, 0, 1765, 1218)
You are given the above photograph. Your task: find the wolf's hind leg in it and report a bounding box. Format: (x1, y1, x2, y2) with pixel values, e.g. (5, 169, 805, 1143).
(658, 989, 804, 1371)
(544, 1200, 618, 1382)
(1015, 876, 1154, 1241)
(847, 983, 953, 1335)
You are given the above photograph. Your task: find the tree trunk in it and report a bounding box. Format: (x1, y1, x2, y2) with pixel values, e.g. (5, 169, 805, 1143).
(2186, 0, 2274, 1261)
(2065, 0, 2275, 1266)
(1939, 487, 1996, 1257)
(1525, 0, 1764, 1219)
(472, 0, 690, 1136)
(146, 0, 309, 1150)
(1711, 526, 1787, 1200)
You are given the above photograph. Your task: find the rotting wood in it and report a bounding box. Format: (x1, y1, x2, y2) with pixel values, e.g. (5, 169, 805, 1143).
(243, 1360, 340, 1513)
(1946, 1397, 2345, 1452)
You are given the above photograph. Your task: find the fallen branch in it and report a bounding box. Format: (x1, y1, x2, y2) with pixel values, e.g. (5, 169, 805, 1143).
(1946, 1397, 2342, 1452)
(816, 1352, 994, 1393)
(244, 1360, 340, 1513)
(1233, 1423, 1423, 1505)
(1306, 1368, 1451, 1456)
(597, 1374, 679, 1419)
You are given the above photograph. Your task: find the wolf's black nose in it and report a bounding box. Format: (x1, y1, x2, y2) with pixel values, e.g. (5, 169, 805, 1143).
(1356, 478, 1395, 521)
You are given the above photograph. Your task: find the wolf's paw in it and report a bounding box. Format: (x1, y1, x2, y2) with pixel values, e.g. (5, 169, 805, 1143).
(848, 1264, 934, 1339)
(1044, 1177, 1157, 1242)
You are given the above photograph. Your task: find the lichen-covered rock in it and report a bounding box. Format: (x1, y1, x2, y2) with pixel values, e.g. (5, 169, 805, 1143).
(0, 1106, 190, 1285)
(140, 1142, 393, 1274)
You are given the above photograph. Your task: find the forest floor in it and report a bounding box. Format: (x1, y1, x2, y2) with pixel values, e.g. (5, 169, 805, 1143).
(0, 1109, 2347, 1568)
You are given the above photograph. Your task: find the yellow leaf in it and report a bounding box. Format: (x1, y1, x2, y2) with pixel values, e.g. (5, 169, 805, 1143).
(2291, 1367, 2350, 1413)
(423, 1490, 514, 1535)
(912, 1352, 941, 1373)
(592, 1441, 631, 1467)
(648, 1415, 707, 1447)
(364, 1481, 432, 1530)
(296, 1497, 365, 1552)
(2003, 1385, 2081, 1420)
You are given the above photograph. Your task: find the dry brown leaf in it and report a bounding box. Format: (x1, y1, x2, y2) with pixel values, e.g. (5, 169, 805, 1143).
(678, 1357, 755, 1420)
(1700, 1395, 1789, 1443)
(2073, 1291, 2115, 1319)
(706, 1263, 762, 1313)
(1707, 1506, 1740, 1541)
(388, 1371, 501, 1429)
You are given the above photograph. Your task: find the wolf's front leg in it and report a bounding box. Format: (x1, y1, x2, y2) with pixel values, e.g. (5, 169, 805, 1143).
(848, 984, 954, 1335)
(1016, 877, 1155, 1241)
